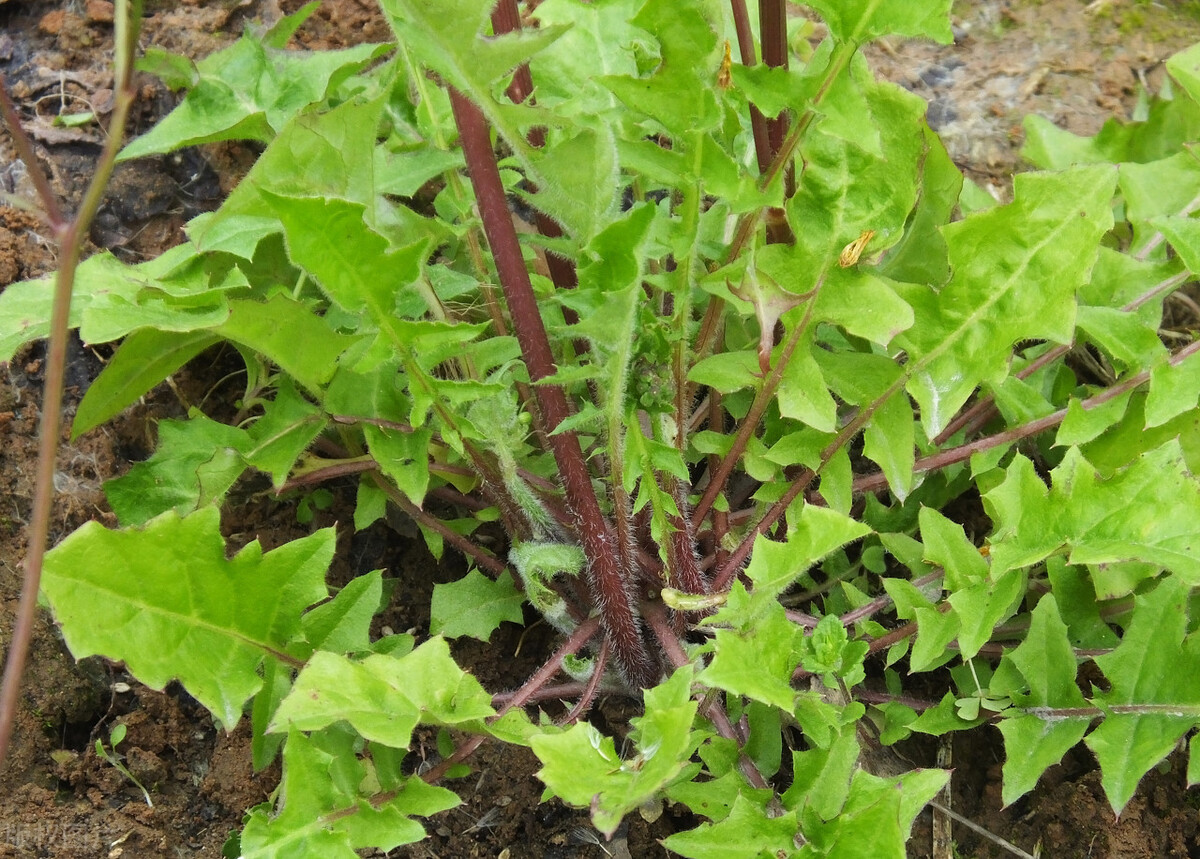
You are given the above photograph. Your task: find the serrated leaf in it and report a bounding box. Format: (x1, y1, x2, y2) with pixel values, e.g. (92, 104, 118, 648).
(246, 378, 328, 487)
(42, 507, 333, 728)
(1055, 390, 1132, 447)
(120, 36, 387, 160)
(72, 328, 218, 439)
(430, 569, 525, 642)
(104, 412, 251, 526)
(215, 295, 360, 395)
(804, 0, 953, 44)
(532, 667, 699, 837)
(986, 444, 1200, 593)
(744, 507, 872, 608)
(526, 128, 618, 242)
(1075, 304, 1166, 372)
(301, 570, 383, 655)
(271, 640, 494, 749)
(863, 392, 916, 500)
(802, 769, 949, 857)
(777, 338, 837, 431)
(263, 192, 425, 319)
(1166, 42, 1200, 105)
(995, 595, 1090, 805)
(239, 730, 459, 858)
(919, 507, 988, 591)
(688, 350, 761, 394)
(782, 725, 859, 820)
(1086, 576, 1200, 814)
(702, 600, 801, 709)
(1122, 152, 1200, 236)
(662, 793, 799, 859)
(364, 424, 432, 506)
(900, 166, 1117, 438)
(599, 0, 721, 134)
(1147, 350, 1200, 428)
(0, 246, 232, 362)
(380, 0, 564, 160)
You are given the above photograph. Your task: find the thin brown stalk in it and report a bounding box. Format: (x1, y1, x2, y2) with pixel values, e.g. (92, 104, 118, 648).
(0, 0, 142, 773)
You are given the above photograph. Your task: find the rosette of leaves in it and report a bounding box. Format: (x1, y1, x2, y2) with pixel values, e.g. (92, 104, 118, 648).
(9, 0, 1200, 855)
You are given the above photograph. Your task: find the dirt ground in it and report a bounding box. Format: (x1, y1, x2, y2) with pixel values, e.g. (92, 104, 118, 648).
(1, 1, 1200, 857)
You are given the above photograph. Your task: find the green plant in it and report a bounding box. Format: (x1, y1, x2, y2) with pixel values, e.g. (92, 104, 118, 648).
(95, 723, 154, 808)
(4, 0, 1200, 855)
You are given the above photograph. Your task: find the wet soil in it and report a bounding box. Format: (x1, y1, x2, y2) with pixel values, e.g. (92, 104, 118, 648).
(2, 1, 1200, 857)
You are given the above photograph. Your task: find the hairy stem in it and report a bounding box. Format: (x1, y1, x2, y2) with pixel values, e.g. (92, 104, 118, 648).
(450, 89, 657, 687)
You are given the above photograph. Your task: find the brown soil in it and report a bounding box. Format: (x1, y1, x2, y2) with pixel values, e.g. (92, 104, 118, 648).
(1, 1, 1199, 857)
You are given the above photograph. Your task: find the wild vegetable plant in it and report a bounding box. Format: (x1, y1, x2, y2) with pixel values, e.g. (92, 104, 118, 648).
(4, 0, 1200, 855)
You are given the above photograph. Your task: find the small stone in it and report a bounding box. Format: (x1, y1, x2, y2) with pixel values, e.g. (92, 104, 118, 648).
(87, 0, 114, 23)
(86, 0, 115, 24)
(38, 10, 66, 34)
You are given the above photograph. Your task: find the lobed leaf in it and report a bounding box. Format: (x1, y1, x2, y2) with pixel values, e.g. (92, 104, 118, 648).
(42, 507, 333, 728)
(899, 166, 1117, 438)
(430, 569, 525, 642)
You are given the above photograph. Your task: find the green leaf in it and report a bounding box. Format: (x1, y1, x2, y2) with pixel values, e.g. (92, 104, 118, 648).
(776, 339, 837, 432)
(878, 124, 961, 286)
(42, 507, 333, 728)
(72, 328, 218, 439)
(193, 96, 395, 244)
(120, 36, 388, 160)
(662, 793, 799, 859)
(532, 666, 700, 837)
(375, 146, 464, 197)
(688, 350, 761, 395)
(1086, 576, 1200, 814)
(136, 47, 198, 91)
(215, 296, 360, 395)
(300, 570, 384, 655)
(430, 569, 525, 642)
(1147, 350, 1200, 428)
(526, 128, 619, 243)
(529, 0, 650, 120)
(800, 769, 949, 857)
(1151, 213, 1200, 275)
(239, 730, 459, 858)
(899, 166, 1117, 438)
(804, 0, 953, 44)
(702, 598, 801, 709)
(0, 246, 233, 362)
(104, 412, 252, 526)
(263, 192, 425, 319)
(744, 508, 872, 608)
(1055, 390, 1132, 447)
(782, 725, 860, 820)
(883, 579, 959, 673)
(246, 378, 328, 487)
(380, 0, 565, 157)
(271, 639, 495, 749)
(919, 507, 988, 591)
(1166, 42, 1200, 105)
(986, 444, 1200, 594)
(863, 391, 916, 500)
(1075, 304, 1166, 373)
(995, 595, 1090, 805)
(364, 424, 433, 506)
(1121, 153, 1200, 241)
(599, 0, 722, 134)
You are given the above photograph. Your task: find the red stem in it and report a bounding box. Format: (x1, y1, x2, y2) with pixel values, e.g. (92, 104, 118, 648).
(419, 617, 601, 784)
(450, 89, 656, 687)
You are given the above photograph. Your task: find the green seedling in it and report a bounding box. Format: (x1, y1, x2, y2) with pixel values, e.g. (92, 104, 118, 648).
(95, 723, 153, 808)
